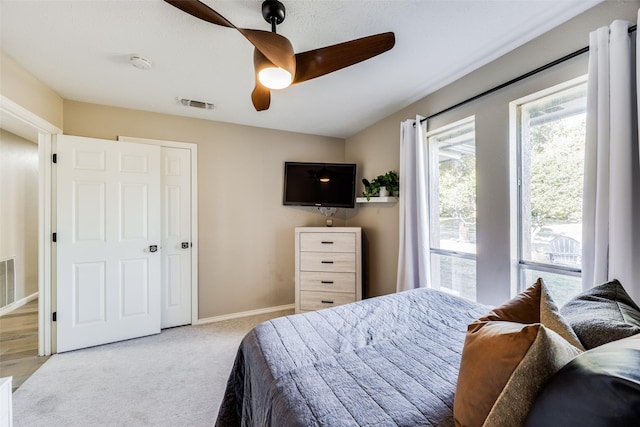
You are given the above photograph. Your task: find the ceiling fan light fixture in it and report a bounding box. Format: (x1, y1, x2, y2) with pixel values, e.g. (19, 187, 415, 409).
(258, 67, 292, 90)
(254, 48, 295, 90)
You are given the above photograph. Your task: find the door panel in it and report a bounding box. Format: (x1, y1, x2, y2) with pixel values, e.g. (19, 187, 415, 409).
(56, 135, 161, 352)
(74, 182, 105, 241)
(120, 258, 150, 317)
(121, 183, 149, 239)
(74, 261, 106, 324)
(166, 254, 182, 306)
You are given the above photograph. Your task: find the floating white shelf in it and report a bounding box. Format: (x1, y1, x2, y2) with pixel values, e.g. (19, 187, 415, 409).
(356, 196, 398, 204)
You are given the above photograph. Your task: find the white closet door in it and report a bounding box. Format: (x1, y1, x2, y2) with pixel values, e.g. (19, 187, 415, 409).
(56, 135, 161, 352)
(160, 147, 192, 328)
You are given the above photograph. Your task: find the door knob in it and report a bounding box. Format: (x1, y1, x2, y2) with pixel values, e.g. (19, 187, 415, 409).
(145, 245, 158, 253)
(181, 242, 190, 249)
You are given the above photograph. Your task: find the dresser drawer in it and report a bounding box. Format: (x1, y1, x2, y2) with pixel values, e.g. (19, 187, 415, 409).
(299, 252, 356, 272)
(299, 232, 356, 253)
(299, 291, 356, 311)
(299, 272, 356, 293)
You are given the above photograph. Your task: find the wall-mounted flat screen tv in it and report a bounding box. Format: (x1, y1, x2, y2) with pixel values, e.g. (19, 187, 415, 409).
(283, 162, 357, 208)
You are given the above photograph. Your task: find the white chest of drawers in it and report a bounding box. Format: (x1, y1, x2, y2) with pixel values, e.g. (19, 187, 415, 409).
(295, 227, 362, 313)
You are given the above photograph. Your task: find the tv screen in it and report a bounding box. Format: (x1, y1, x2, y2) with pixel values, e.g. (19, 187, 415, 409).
(283, 162, 357, 208)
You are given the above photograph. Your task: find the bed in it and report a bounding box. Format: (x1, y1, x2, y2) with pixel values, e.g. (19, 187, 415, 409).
(216, 279, 640, 427)
(215, 288, 489, 426)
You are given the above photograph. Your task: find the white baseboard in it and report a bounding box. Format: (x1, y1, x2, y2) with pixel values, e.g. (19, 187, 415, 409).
(0, 292, 38, 317)
(194, 303, 295, 325)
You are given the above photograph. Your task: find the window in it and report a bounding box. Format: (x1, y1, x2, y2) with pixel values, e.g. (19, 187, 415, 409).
(515, 78, 587, 306)
(427, 117, 477, 301)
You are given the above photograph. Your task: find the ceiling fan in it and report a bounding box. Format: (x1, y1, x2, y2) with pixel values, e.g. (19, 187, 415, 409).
(165, 0, 395, 111)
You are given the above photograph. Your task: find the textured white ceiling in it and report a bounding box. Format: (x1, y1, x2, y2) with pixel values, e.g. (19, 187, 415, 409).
(1, 0, 602, 138)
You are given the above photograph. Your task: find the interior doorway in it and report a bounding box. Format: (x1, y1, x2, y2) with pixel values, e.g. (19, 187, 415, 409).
(1, 96, 61, 357)
(0, 128, 38, 312)
(0, 126, 48, 389)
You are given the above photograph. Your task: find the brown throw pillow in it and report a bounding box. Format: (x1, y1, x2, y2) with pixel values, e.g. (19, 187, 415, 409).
(453, 278, 583, 427)
(481, 278, 583, 349)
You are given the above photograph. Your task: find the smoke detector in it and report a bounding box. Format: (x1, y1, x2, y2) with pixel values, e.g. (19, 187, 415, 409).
(178, 98, 215, 110)
(129, 54, 153, 70)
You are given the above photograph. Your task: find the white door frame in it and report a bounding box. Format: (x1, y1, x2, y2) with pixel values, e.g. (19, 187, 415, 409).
(118, 136, 199, 325)
(0, 95, 61, 356)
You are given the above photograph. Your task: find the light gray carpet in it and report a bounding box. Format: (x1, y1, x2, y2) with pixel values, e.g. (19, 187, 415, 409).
(12, 309, 293, 427)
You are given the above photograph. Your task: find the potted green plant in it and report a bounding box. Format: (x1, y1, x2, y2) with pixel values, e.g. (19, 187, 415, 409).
(361, 178, 380, 201)
(381, 171, 399, 196)
(362, 171, 399, 200)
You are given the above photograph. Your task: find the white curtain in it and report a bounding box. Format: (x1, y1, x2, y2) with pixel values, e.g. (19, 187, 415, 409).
(583, 12, 640, 302)
(396, 116, 430, 292)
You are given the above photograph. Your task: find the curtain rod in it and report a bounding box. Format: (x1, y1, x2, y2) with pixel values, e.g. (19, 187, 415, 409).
(420, 24, 637, 123)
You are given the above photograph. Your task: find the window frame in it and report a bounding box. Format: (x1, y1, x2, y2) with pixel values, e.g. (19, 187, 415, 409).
(511, 75, 587, 295)
(425, 115, 477, 299)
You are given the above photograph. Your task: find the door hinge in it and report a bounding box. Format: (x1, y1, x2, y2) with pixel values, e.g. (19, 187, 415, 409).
(52, 312, 57, 322)
(52, 232, 57, 242)
(52, 153, 57, 163)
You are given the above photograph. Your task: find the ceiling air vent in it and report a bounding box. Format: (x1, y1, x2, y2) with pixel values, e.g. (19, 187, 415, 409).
(178, 98, 215, 110)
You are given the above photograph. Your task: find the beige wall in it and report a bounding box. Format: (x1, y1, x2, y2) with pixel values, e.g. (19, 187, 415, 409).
(3, 0, 638, 317)
(62, 100, 346, 318)
(345, 118, 400, 298)
(345, 0, 640, 304)
(0, 129, 39, 302)
(0, 52, 63, 129)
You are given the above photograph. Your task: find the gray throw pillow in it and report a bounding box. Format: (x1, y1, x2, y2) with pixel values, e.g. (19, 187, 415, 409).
(560, 280, 640, 349)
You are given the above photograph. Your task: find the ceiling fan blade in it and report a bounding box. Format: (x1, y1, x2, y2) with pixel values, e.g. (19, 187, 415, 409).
(165, 1, 295, 76)
(293, 32, 395, 84)
(251, 82, 271, 111)
(164, 0, 235, 28)
(239, 29, 296, 75)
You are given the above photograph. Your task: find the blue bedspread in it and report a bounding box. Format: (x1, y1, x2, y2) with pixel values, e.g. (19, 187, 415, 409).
(216, 288, 489, 427)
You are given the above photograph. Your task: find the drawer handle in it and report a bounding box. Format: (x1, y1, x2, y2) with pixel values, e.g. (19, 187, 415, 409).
(321, 281, 334, 284)
(321, 241, 334, 244)
(321, 261, 334, 264)
(321, 300, 334, 304)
